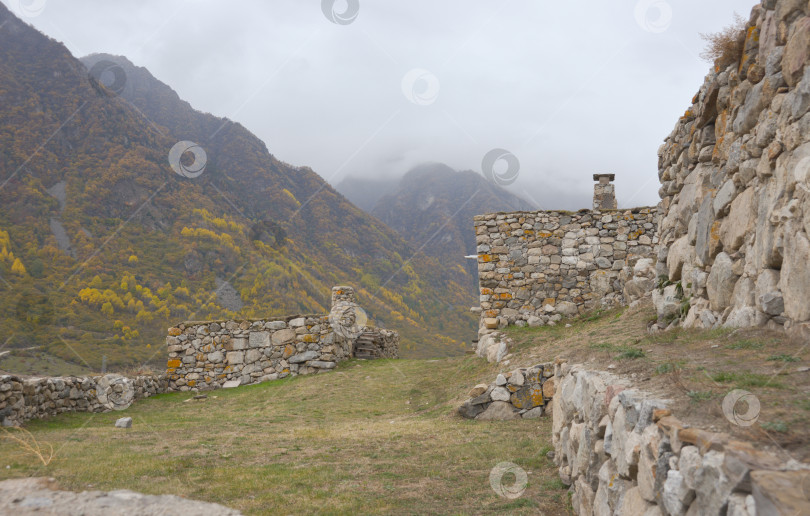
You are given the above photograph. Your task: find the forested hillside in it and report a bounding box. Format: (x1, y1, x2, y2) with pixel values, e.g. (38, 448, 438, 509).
(0, 4, 476, 372)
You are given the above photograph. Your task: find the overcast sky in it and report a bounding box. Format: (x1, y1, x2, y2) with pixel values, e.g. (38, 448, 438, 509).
(4, 0, 756, 210)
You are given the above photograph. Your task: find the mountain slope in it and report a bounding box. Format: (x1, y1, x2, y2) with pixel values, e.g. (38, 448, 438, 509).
(334, 175, 398, 212)
(371, 163, 536, 282)
(0, 5, 475, 372)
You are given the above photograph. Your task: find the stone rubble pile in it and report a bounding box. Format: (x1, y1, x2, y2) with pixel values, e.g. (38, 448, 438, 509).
(552, 360, 810, 515)
(458, 363, 555, 420)
(0, 374, 165, 427)
(656, 0, 810, 338)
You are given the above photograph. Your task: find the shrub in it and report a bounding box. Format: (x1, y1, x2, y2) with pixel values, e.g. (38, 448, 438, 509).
(699, 13, 748, 70)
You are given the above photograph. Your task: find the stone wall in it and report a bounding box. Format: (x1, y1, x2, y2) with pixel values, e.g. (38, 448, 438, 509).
(457, 363, 555, 420)
(656, 0, 810, 338)
(552, 361, 810, 515)
(0, 373, 166, 427)
(474, 208, 659, 330)
(166, 286, 399, 391)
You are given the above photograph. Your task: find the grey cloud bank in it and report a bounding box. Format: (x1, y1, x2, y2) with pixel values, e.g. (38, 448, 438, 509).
(3, 0, 756, 210)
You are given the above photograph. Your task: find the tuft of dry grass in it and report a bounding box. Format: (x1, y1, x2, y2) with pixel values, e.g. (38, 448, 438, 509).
(0, 427, 54, 466)
(699, 13, 748, 70)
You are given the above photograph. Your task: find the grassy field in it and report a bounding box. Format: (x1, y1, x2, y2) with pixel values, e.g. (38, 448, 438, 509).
(506, 302, 810, 462)
(0, 356, 570, 515)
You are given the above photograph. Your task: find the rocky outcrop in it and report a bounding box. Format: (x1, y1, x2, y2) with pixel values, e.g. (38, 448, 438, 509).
(552, 361, 810, 515)
(458, 363, 555, 420)
(656, 0, 810, 338)
(0, 477, 241, 515)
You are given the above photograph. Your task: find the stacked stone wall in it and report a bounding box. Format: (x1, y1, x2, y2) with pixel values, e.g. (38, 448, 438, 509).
(474, 208, 659, 329)
(0, 374, 166, 426)
(166, 286, 399, 391)
(166, 314, 352, 391)
(656, 0, 810, 338)
(552, 361, 810, 515)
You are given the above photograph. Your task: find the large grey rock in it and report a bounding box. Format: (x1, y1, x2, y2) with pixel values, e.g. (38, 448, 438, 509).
(780, 229, 810, 321)
(759, 292, 785, 315)
(707, 253, 738, 311)
(490, 387, 511, 402)
(695, 451, 734, 516)
(0, 477, 242, 515)
(782, 17, 810, 87)
(271, 329, 296, 345)
(557, 301, 579, 317)
(667, 236, 692, 281)
(289, 350, 319, 364)
(475, 401, 519, 421)
(713, 180, 738, 215)
(719, 187, 755, 252)
(663, 469, 695, 516)
(114, 417, 132, 429)
(695, 195, 718, 266)
(653, 284, 681, 321)
(458, 400, 485, 419)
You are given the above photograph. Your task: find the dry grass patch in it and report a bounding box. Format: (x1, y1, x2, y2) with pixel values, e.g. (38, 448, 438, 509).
(506, 301, 810, 462)
(0, 357, 569, 515)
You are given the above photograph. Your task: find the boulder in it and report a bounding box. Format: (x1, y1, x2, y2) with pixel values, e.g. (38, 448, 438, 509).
(719, 187, 755, 252)
(707, 253, 738, 311)
(289, 350, 320, 364)
(782, 17, 810, 87)
(475, 401, 519, 421)
(114, 417, 132, 429)
(780, 229, 810, 321)
(468, 384, 488, 398)
(751, 470, 810, 516)
(458, 400, 485, 419)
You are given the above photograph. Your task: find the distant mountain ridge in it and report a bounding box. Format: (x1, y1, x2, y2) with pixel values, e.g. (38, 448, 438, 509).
(369, 163, 536, 283)
(0, 4, 475, 373)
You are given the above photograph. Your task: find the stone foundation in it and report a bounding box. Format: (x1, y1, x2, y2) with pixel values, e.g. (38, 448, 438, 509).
(552, 361, 810, 515)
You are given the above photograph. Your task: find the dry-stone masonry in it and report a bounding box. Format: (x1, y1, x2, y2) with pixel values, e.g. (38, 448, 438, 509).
(552, 360, 810, 515)
(474, 198, 659, 331)
(458, 363, 555, 420)
(0, 373, 165, 427)
(656, 0, 810, 339)
(166, 286, 398, 391)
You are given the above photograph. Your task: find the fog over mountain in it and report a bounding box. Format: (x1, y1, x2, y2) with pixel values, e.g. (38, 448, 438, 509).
(1, 0, 755, 211)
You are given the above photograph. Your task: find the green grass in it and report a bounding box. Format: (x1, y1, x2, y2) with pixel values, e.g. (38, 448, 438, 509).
(761, 421, 789, 433)
(616, 348, 645, 360)
(710, 371, 783, 389)
(687, 391, 713, 403)
(0, 357, 566, 515)
(766, 354, 799, 363)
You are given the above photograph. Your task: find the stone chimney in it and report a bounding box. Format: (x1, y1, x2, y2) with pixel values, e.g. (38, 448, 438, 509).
(593, 174, 617, 210)
(331, 286, 356, 307)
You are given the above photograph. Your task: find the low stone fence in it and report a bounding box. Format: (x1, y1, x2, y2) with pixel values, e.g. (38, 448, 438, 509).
(167, 315, 350, 391)
(167, 286, 399, 392)
(552, 361, 810, 515)
(458, 363, 555, 420)
(0, 374, 166, 427)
